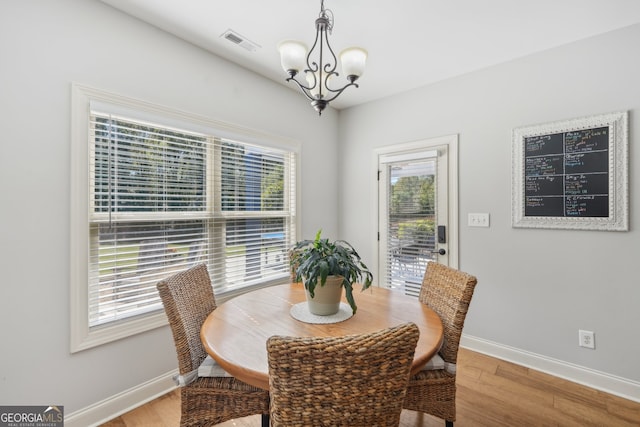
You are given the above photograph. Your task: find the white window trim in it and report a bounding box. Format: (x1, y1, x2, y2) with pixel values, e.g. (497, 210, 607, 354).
(70, 83, 301, 353)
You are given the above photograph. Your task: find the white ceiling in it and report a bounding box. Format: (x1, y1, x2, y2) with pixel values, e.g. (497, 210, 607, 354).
(100, 0, 640, 110)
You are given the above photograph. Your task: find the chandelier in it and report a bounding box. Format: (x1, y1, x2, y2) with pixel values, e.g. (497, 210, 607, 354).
(278, 0, 367, 115)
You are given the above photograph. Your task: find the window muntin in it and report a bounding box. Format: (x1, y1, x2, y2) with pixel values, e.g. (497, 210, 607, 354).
(73, 91, 297, 345)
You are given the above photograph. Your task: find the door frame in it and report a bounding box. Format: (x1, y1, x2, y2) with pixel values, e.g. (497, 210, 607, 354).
(372, 134, 459, 284)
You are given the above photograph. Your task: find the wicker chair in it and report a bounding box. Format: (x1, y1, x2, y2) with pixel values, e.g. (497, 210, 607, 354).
(267, 322, 420, 427)
(288, 247, 300, 282)
(403, 262, 478, 427)
(156, 263, 270, 427)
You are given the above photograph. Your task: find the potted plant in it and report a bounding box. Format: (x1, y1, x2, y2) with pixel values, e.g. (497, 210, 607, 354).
(291, 230, 373, 315)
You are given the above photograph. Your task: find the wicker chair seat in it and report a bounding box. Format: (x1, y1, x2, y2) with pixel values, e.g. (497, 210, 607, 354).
(404, 370, 457, 421)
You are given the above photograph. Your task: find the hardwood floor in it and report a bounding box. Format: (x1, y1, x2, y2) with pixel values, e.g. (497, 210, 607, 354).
(101, 348, 639, 426)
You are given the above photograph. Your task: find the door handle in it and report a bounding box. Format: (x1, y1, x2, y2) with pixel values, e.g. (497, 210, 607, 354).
(431, 248, 446, 256)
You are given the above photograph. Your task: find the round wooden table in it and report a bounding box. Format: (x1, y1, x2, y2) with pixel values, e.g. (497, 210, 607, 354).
(201, 283, 444, 390)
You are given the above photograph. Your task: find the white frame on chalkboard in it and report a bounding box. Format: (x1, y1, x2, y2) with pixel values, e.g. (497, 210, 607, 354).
(512, 111, 628, 231)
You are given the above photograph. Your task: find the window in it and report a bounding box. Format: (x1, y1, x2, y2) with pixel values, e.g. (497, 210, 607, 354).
(381, 155, 438, 296)
(71, 84, 298, 351)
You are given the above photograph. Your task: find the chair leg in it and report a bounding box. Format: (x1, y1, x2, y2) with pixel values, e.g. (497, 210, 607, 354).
(261, 413, 270, 427)
(445, 420, 453, 427)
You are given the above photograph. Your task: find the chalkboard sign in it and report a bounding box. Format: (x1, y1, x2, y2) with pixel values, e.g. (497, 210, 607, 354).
(523, 127, 609, 217)
(512, 112, 628, 231)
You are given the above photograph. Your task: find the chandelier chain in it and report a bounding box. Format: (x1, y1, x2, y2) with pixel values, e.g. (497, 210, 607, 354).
(319, 0, 334, 33)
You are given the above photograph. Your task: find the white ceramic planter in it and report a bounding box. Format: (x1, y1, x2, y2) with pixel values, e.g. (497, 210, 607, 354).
(304, 275, 343, 315)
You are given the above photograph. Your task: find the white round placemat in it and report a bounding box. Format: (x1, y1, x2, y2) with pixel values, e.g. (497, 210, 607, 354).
(290, 302, 353, 324)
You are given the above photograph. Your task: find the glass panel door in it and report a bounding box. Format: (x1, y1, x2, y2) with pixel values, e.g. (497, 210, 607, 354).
(378, 142, 451, 297)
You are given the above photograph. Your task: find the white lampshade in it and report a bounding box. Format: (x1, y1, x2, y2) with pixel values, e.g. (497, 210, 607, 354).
(306, 71, 332, 98)
(278, 40, 308, 74)
(340, 47, 367, 79)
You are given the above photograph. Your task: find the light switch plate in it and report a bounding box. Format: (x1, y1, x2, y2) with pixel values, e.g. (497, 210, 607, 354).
(468, 213, 490, 227)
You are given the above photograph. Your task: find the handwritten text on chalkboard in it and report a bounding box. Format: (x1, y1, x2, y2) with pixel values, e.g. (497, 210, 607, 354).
(524, 127, 609, 217)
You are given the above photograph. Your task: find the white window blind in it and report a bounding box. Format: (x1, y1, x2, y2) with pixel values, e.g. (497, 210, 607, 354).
(88, 112, 296, 328)
(382, 159, 437, 296)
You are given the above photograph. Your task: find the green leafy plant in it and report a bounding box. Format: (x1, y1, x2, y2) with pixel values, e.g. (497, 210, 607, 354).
(291, 230, 373, 314)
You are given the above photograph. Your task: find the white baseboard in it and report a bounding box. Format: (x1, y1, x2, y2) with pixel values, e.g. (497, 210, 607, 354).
(65, 370, 177, 427)
(461, 334, 640, 403)
(65, 336, 640, 426)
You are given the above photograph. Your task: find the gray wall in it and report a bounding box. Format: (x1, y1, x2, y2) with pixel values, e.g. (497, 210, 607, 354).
(2, 0, 638, 417)
(338, 24, 640, 383)
(0, 0, 339, 413)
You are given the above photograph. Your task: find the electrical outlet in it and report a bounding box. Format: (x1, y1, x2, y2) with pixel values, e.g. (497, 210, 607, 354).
(579, 330, 595, 349)
(468, 213, 490, 227)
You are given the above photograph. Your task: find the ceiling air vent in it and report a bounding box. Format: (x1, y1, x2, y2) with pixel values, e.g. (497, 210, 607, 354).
(221, 29, 260, 52)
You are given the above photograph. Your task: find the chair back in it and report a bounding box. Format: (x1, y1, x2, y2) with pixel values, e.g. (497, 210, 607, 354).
(267, 322, 420, 427)
(157, 263, 216, 375)
(419, 262, 478, 364)
(288, 248, 300, 282)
